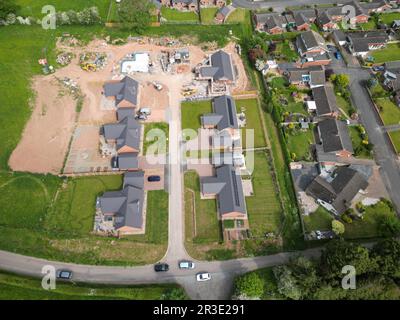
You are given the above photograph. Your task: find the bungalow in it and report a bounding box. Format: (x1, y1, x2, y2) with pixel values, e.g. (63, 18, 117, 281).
(346, 31, 389, 57)
(254, 13, 287, 34)
(201, 95, 240, 150)
(285, 65, 326, 88)
(201, 165, 247, 220)
(102, 115, 142, 154)
(306, 166, 368, 215)
(312, 85, 339, 117)
(200, 0, 226, 7)
(317, 118, 354, 158)
(296, 31, 331, 67)
(331, 30, 347, 46)
(98, 171, 145, 235)
(170, 0, 198, 11)
(215, 5, 235, 24)
(383, 61, 400, 91)
(197, 50, 236, 93)
(294, 12, 313, 31)
(103, 76, 140, 109)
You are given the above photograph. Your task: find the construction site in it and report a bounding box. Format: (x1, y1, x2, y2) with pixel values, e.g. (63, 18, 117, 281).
(8, 35, 250, 176)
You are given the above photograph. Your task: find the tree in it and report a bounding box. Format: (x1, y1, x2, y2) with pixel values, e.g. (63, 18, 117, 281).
(118, 0, 154, 33)
(0, 0, 19, 20)
(377, 214, 400, 237)
(330, 74, 350, 89)
(234, 272, 264, 299)
(332, 220, 345, 235)
(273, 266, 302, 300)
(320, 240, 378, 281)
(248, 47, 267, 64)
(288, 257, 319, 297)
(162, 288, 187, 300)
(372, 238, 400, 279)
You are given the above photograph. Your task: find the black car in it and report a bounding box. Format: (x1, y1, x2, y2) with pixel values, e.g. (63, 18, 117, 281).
(56, 270, 73, 280)
(154, 263, 169, 272)
(148, 175, 161, 182)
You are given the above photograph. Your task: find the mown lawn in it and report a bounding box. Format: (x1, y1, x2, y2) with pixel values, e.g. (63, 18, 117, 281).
(285, 129, 314, 161)
(379, 12, 400, 25)
(225, 8, 248, 24)
(336, 94, 354, 118)
(200, 7, 218, 24)
(375, 98, 400, 126)
(275, 41, 298, 62)
(143, 122, 169, 155)
(235, 98, 267, 148)
(16, 0, 111, 19)
(161, 7, 199, 22)
(371, 43, 400, 63)
(360, 20, 377, 31)
(349, 126, 372, 159)
(344, 200, 396, 239)
(246, 152, 282, 236)
(389, 130, 400, 154)
(303, 207, 333, 232)
(0, 272, 186, 300)
(0, 174, 168, 266)
(181, 99, 213, 132)
(184, 171, 221, 243)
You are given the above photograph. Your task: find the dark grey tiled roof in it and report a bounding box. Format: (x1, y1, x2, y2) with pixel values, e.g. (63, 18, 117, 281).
(318, 118, 354, 154)
(117, 107, 135, 121)
(201, 165, 247, 217)
(99, 171, 145, 229)
(312, 85, 337, 116)
(104, 76, 139, 107)
(118, 152, 139, 170)
(103, 115, 141, 151)
(306, 166, 368, 214)
(200, 50, 235, 81)
(202, 95, 238, 131)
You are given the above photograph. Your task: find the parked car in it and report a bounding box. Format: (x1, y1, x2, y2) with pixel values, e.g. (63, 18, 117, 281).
(372, 65, 384, 72)
(139, 107, 151, 115)
(148, 175, 161, 182)
(179, 261, 195, 269)
(56, 270, 73, 280)
(136, 114, 147, 121)
(196, 272, 211, 282)
(111, 156, 118, 170)
(154, 263, 169, 272)
(334, 51, 342, 60)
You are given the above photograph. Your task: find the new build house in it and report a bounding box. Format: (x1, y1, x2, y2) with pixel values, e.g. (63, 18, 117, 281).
(201, 95, 241, 150)
(306, 166, 368, 215)
(201, 165, 247, 220)
(317, 118, 354, 158)
(296, 31, 331, 67)
(197, 50, 236, 94)
(97, 171, 145, 236)
(103, 76, 140, 109)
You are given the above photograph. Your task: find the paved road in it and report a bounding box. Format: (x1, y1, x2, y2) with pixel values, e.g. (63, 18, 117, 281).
(233, 0, 344, 12)
(337, 67, 400, 214)
(0, 248, 322, 299)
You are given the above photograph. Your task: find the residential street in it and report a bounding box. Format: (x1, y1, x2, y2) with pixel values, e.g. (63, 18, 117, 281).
(233, 0, 343, 12)
(336, 67, 400, 214)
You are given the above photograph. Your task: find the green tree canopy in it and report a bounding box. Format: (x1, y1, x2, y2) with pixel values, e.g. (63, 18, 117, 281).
(372, 238, 400, 279)
(273, 265, 302, 300)
(118, 0, 154, 33)
(235, 272, 264, 299)
(377, 213, 400, 237)
(332, 220, 345, 235)
(0, 0, 20, 20)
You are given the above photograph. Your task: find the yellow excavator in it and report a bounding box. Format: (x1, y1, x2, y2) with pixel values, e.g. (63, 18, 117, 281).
(182, 88, 197, 96)
(81, 63, 97, 72)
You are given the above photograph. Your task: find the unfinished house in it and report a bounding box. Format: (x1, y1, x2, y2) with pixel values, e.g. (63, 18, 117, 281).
(317, 118, 354, 158)
(103, 76, 140, 109)
(296, 31, 331, 67)
(201, 95, 241, 151)
(306, 166, 368, 215)
(201, 165, 249, 240)
(346, 31, 389, 57)
(197, 50, 236, 94)
(96, 171, 145, 236)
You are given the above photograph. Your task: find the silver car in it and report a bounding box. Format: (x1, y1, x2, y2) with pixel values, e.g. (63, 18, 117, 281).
(179, 260, 195, 269)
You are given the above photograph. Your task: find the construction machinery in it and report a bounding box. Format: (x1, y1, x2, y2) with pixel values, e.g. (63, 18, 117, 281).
(153, 82, 163, 91)
(182, 88, 197, 96)
(81, 63, 97, 72)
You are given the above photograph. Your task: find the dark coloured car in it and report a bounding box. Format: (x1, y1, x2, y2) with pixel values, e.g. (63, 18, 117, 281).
(56, 270, 73, 280)
(154, 263, 169, 272)
(148, 175, 161, 182)
(111, 156, 119, 169)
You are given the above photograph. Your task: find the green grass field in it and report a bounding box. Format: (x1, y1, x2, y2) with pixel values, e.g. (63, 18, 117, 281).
(184, 171, 221, 243)
(349, 126, 372, 159)
(0, 272, 186, 300)
(336, 94, 354, 118)
(143, 122, 169, 155)
(371, 43, 400, 63)
(246, 152, 282, 236)
(303, 207, 333, 232)
(181, 99, 213, 132)
(16, 0, 111, 19)
(161, 7, 199, 23)
(235, 99, 267, 148)
(225, 8, 247, 24)
(275, 41, 298, 62)
(389, 130, 400, 154)
(379, 12, 400, 25)
(200, 7, 218, 24)
(285, 129, 314, 161)
(376, 98, 400, 126)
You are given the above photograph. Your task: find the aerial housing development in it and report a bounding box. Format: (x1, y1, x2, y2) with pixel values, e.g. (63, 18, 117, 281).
(0, 0, 400, 303)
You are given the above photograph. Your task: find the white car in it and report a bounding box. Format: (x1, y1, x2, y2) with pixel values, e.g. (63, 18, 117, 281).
(196, 272, 211, 282)
(179, 261, 195, 269)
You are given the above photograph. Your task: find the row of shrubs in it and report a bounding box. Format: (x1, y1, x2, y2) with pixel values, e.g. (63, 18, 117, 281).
(0, 7, 101, 26)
